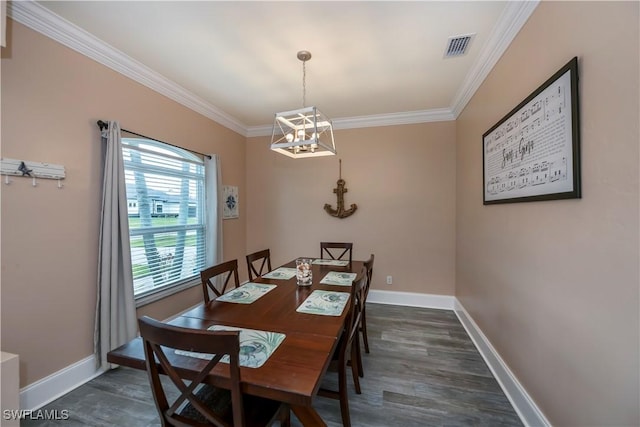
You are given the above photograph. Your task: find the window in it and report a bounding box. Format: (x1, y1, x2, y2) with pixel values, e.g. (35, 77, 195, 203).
(122, 138, 207, 301)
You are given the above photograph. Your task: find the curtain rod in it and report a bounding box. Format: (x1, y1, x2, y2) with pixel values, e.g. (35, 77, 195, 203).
(96, 120, 211, 159)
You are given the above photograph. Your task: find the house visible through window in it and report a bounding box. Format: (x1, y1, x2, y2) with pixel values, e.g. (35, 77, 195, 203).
(122, 138, 207, 299)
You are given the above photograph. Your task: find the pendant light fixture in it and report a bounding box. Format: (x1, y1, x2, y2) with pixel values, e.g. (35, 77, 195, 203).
(270, 50, 336, 159)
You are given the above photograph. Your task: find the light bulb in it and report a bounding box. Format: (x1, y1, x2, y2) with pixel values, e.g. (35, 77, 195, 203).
(285, 133, 294, 142)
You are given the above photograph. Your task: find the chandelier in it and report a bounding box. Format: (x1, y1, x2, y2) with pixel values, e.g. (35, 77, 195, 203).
(270, 51, 336, 159)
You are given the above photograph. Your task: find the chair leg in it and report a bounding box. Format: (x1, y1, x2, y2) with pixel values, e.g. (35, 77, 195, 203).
(361, 307, 370, 354)
(350, 341, 362, 395)
(338, 361, 351, 427)
(279, 405, 291, 427)
(355, 328, 364, 379)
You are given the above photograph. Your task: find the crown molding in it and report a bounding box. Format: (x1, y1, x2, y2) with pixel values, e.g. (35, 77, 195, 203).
(9, 0, 538, 136)
(333, 108, 456, 130)
(8, 0, 248, 136)
(246, 108, 456, 138)
(450, 0, 540, 118)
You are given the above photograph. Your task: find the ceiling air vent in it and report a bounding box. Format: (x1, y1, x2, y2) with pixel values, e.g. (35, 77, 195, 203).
(444, 34, 475, 58)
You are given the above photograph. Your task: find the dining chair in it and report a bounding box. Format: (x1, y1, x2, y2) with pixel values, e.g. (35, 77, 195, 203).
(200, 259, 240, 303)
(138, 316, 290, 427)
(355, 254, 375, 379)
(317, 268, 366, 427)
(246, 249, 272, 281)
(320, 242, 353, 263)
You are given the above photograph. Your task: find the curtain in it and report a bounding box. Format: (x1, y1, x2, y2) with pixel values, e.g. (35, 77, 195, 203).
(205, 154, 223, 267)
(94, 121, 138, 370)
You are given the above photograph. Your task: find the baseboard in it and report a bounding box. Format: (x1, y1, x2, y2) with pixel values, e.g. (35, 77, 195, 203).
(15, 291, 453, 411)
(19, 301, 201, 411)
(367, 289, 455, 310)
(20, 355, 104, 411)
(18, 293, 546, 427)
(454, 299, 551, 427)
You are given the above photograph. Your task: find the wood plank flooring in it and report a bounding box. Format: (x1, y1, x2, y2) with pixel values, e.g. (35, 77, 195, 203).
(21, 303, 522, 426)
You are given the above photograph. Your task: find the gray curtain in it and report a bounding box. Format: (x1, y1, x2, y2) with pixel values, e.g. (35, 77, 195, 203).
(204, 154, 223, 300)
(205, 154, 223, 266)
(94, 121, 138, 370)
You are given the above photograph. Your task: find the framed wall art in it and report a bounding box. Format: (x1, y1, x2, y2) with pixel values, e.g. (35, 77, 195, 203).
(222, 185, 239, 219)
(483, 57, 581, 205)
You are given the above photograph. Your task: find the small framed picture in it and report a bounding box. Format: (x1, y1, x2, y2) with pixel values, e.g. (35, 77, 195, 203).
(223, 185, 239, 219)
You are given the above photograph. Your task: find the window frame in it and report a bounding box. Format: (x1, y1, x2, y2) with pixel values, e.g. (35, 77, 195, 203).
(121, 137, 208, 306)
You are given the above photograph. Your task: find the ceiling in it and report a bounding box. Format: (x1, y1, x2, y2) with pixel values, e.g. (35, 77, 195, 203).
(12, 1, 538, 136)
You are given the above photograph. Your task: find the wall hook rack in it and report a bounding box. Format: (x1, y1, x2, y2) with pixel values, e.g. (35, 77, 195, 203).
(0, 158, 65, 188)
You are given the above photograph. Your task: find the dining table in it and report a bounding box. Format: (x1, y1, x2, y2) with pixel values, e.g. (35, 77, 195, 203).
(107, 257, 364, 426)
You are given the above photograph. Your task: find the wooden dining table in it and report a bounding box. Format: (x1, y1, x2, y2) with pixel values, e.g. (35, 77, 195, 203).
(107, 258, 364, 426)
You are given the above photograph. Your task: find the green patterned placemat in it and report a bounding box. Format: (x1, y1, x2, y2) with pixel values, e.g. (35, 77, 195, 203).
(216, 283, 276, 304)
(296, 290, 350, 316)
(175, 325, 286, 368)
(320, 271, 357, 286)
(312, 259, 350, 266)
(261, 267, 297, 280)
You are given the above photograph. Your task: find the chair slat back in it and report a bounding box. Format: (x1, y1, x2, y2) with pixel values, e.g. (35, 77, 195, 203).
(320, 242, 353, 263)
(363, 254, 375, 298)
(340, 268, 366, 361)
(200, 260, 240, 303)
(246, 249, 272, 281)
(138, 316, 244, 427)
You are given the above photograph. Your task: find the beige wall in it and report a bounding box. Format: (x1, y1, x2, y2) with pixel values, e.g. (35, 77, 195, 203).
(2, 3, 638, 425)
(1, 21, 247, 387)
(246, 123, 457, 295)
(456, 2, 639, 425)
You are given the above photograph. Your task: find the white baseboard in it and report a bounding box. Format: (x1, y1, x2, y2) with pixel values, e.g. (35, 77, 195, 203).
(18, 293, 547, 427)
(19, 301, 203, 411)
(367, 289, 455, 310)
(20, 355, 104, 411)
(454, 299, 550, 427)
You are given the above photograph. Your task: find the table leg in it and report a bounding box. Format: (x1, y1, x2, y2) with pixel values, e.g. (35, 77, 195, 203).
(291, 404, 327, 427)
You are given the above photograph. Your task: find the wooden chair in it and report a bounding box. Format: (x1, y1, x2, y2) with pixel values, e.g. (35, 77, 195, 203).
(138, 316, 290, 427)
(356, 254, 375, 379)
(200, 259, 240, 303)
(361, 254, 374, 354)
(317, 268, 366, 427)
(246, 249, 272, 281)
(320, 242, 353, 263)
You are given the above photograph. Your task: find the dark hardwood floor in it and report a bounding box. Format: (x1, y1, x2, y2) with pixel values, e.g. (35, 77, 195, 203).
(22, 303, 522, 426)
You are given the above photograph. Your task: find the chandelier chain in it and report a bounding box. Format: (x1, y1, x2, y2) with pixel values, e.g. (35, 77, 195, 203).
(302, 59, 307, 108)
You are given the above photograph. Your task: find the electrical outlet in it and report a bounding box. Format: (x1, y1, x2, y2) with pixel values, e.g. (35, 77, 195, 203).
(386, 275, 393, 285)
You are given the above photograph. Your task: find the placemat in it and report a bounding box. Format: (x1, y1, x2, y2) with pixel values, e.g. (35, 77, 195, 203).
(216, 283, 276, 304)
(320, 271, 357, 286)
(296, 290, 350, 316)
(175, 325, 286, 368)
(312, 259, 350, 267)
(261, 267, 297, 280)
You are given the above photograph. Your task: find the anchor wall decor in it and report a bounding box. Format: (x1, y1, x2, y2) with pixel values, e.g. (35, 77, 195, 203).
(324, 159, 358, 219)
